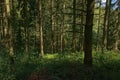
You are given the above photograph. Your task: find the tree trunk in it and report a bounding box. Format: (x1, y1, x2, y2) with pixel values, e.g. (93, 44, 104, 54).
(84, 0, 95, 66)
(60, 4, 65, 53)
(72, 0, 76, 52)
(23, 0, 29, 53)
(103, 0, 111, 50)
(114, 10, 120, 52)
(0, 0, 4, 43)
(50, 0, 55, 53)
(79, 0, 85, 52)
(96, 0, 101, 52)
(5, 0, 14, 71)
(38, 0, 44, 57)
(7, 0, 13, 55)
(3, 0, 9, 48)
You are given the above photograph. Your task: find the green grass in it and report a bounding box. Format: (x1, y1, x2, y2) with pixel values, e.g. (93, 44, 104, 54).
(0, 51, 120, 80)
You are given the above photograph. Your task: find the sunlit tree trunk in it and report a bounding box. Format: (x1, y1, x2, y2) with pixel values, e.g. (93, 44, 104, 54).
(38, 0, 44, 57)
(114, 31, 119, 52)
(5, 0, 15, 70)
(84, 0, 95, 66)
(3, 0, 9, 48)
(114, 10, 120, 52)
(60, 3, 65, 52)
(4, 0, 14, 55)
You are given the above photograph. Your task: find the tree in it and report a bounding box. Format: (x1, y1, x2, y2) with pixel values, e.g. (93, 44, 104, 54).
(103, 0, 111, 50)
(84, 0, 95, 66)
(0, 0, 4, 45)
(50, 0, 55, 53)
(22, 0, 29, 53)
(8, 0, 14, 56)
(3, 0, 14, 55)
(38, 0, 44, 57)
(114, 8, 120, 52)
(72, 0, 77, 52)
(60, 2, 65, 52)
(79, 0, 86, 52)
(96, 0, 102, 52)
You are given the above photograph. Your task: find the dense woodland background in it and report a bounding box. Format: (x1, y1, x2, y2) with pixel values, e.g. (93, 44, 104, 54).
(0, 0, 120, 80)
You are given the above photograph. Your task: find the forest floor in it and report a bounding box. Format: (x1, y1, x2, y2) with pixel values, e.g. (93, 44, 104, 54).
(0, 51, 120, 80)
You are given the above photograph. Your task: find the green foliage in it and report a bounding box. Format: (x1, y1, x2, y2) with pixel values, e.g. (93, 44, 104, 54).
(0, 51, 120, 80)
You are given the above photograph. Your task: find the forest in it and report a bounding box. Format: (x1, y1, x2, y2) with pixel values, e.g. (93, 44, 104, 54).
(0, 0, 120, 80)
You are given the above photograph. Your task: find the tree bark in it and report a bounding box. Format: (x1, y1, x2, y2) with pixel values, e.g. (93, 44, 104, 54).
(38, 0, 44, 57)
(60, 3, 65, 53)
(103, 0, 111, 50)
(79, 0, 85, 52)
(84, 0, 95, 66)
(50, 0, 55, 53)
(23, 0, 29, 53)
(72, 0, 77, 52)
(96, 0, 101, 52)
(114, 10, 120, 52)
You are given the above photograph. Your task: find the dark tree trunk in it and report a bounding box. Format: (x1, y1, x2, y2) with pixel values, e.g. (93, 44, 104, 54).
(72, 0, 77, 52)
(84, 0, 95, 66)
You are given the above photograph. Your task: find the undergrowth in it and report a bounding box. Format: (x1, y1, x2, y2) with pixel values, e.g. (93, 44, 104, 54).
(0, 51, 120, 80)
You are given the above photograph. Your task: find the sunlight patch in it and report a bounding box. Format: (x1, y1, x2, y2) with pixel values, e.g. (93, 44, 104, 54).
(44, 54, 58, 59)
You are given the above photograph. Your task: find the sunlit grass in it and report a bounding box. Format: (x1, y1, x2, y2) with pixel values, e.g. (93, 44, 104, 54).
(44, 53, 58, 59)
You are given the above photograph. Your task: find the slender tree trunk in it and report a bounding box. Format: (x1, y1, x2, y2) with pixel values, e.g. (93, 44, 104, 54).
(0, 1, 3, 42)
(23, 0, 29, 53)
(103, 0, 108, 50)
(84, 0, 95, 66)
(50, 0, 55, 53)
(38, 0, 44, 57)
(0, 19, 2, 41)
(103, 0, 111, 50)
(35, 16, 37, 53)
(79, 0, 85, 52)
(72, 0, 76, 52)
(5, 0, 15, 71)
(55, 0, 59, 52)
(3, 0, 9, 48)
(0, 0, 4, 45)
(60, 4, 65, 53)
(10, 0, 15, 54)
(96, 0, 101, 52)
(107, 0, 111, 50)
(114, 10, 120, 52)
(114, 32, 119, 52)
(5, 0, 13, 54)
